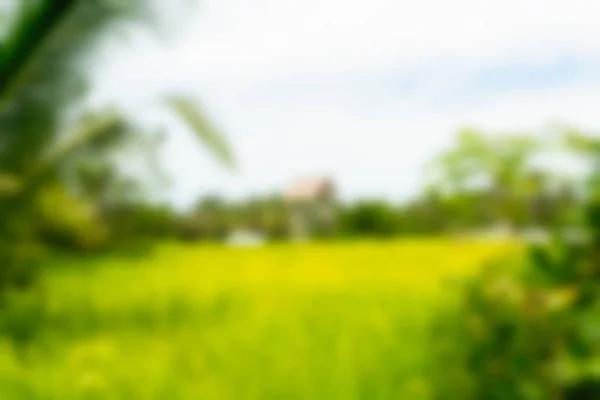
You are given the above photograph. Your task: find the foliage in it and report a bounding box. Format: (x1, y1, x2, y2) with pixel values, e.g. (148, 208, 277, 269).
(429, 129, 548, 229)
(430, 129, 540, 194)
(340, 201, 400, 238)
(431, 130, 600, 399)
(0, 0, 233, 290)
(432, 214, 600, 399)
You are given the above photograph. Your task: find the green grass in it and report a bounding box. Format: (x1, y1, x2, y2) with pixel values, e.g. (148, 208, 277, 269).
(0, 239, 518, 399)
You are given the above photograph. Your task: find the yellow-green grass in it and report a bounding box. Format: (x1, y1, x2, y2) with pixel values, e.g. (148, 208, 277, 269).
(0, 239, 520, 399)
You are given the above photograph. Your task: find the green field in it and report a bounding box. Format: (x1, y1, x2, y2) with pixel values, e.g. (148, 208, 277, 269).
(0, 240, 517, 399)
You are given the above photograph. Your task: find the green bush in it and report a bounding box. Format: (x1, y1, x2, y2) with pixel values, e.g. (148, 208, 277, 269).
(340, 201, 401, 238)
(432, 201, 600, 399)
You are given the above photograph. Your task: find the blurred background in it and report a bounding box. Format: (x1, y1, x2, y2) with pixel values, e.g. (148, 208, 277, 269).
(1, 0, 599, 398)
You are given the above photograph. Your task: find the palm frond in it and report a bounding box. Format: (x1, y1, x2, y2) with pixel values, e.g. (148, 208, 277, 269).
(0, 1, 151, 178)
(166, 95, 236, 169)
(0, 0, 77, 95)
(1, 1, 147, 97)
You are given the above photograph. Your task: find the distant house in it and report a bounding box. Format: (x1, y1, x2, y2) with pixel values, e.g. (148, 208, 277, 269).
(283, 177, 337, 240)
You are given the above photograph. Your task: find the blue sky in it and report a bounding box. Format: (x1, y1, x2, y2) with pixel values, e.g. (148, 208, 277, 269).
(92, 0, 600, 209)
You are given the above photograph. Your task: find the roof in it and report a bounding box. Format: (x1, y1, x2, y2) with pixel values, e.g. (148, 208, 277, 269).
(283, 177, 334, 202)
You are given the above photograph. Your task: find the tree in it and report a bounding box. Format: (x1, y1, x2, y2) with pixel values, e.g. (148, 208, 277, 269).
(0, 1, 233, 289)
(432, 158, 600, 400)
(431, 126, 600, 399)
(429, 129, 541, 229)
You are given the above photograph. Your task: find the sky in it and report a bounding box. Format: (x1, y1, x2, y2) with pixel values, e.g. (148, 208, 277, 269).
(92, 0, 600, 209)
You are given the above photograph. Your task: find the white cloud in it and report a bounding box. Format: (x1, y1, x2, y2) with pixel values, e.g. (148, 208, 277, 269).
(94, 0, 600, 97)
(174, 0, 599, 77)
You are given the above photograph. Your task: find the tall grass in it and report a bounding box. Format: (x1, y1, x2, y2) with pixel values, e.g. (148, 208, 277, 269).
(0, 240, 518, 399)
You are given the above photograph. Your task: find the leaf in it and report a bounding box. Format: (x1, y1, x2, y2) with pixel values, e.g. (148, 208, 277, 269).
(41, 111, 125, 171)
(15, 111, 127, 196)
(166, 95, 235, 169)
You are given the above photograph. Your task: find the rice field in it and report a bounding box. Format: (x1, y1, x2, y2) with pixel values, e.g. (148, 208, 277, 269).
(0, 239, 518, 399)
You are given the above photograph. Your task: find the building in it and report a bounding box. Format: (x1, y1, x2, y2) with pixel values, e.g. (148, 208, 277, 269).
(283, 177, 337, 240)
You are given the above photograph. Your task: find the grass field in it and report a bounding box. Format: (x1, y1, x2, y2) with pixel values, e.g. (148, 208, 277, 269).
(0, 239, 518, 399)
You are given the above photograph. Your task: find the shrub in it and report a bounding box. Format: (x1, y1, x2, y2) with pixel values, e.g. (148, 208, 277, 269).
(340, 201, 400, 238)
(432, 200, 600, 399)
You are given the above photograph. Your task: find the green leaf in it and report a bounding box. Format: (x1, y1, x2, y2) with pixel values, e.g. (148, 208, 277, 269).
(40, 111, 125, 171)
(8, 111, 127, 199)
(166, 95, 235, 169)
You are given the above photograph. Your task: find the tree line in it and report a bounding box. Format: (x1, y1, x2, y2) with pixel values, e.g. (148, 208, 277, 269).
(42, 126, 587, 250)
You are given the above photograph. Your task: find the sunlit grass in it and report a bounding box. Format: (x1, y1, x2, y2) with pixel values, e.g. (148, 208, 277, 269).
(0, 239, 520, 399)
